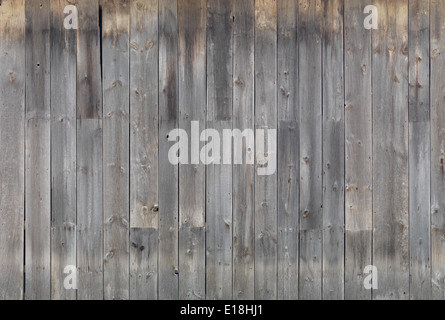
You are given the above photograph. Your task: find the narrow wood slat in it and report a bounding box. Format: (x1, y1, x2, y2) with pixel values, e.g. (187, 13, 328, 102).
(158, 0, 179, 300)
(254, 0, 278, 300)
(206, 0, 233, 300)
(178, 0, 206, 300)
(25, 0, 51, 300)
(298, 0, 323, 300)
(408, 0, 431, 300)
(232, 0, 255, 300)
(322, 0, 344, 300)
(430, 0, 445, 300)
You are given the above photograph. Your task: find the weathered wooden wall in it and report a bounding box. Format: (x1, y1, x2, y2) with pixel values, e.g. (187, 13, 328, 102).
(0, 0, 443, 300)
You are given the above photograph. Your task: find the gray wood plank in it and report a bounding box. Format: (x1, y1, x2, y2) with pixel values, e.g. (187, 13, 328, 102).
(344, 0, 373, 300)
(25, 0, 51, 300)
(254, 0, 277, 300)
(277, 0, 298, 300)
(430, 0, 445, 300)
(232, 0, 255, 301)
(129, 0, 159, 300)
(76, 120, 103, 300)
(50, 0, 77, 300)
(130, 0, 158, 229)
(408, 0, 431, 300)
(205, 0, 233, 300)
(0, 0, 25, 300)
(102, 0, 130, 300)
(178, 0, 206, 300)
(76, 0, 104, 301)
(372, 0, 409, 300)
(298, 0, 323, 300)
(158, 0, 179, 300)
(322, 0, 344, 300)
(130, 228, 158, 299)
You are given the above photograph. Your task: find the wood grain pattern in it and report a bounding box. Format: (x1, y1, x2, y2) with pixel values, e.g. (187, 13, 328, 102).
(102, 0, 130, 300)
(0, 0, 444, 300)
(0, 0, 25, 300)
(372, 0, 409, 300)
(50, 0, 77, 300)
(25, 0, 51, 300)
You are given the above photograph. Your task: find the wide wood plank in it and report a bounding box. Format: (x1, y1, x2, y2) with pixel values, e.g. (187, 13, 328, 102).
(76, 0, 104, 300)
(430, 0, 445, 300)
(206, 0, 233, 300)
(344, 0, 373, 300)
(372, 0, 409, 300)
(277, 0, 298, 300)
(50, 0, 77, 300)
(232, 0, 255, 300)
(178, 0, 206, 300)
(130, 228, 157, 299)
(158, 0, 179, 300)
(102, 0, 130, 300)
(298, 0, 323, 300)
(322, 0, 344, 300)
(0, 0, 25, 300)
(408, 0, 431, 300)
(25, 0, 51, 300)
(129, 0, 159, 300)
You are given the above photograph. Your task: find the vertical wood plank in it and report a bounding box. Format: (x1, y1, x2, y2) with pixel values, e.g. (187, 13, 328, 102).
(344, 0, 372, 300)
(50, 0, 77, 300)
(130, 228, 157, 299)
(76, 0, 104, 300)
(25, 0, 51, 300)
(277, 0, 299, 300)
(178, 0, 206, 300)
(372, 0, 409, 300)
(206, 0, 233, 300)
(298, 0, 323, 300)
(0, 0, 25, 300)
(102, 0, 130, 300)
(129, 0, 158, 300)
(430, 0, 445, 300)
(158, 0, 179, 300)
(408, 0, 431, 300)
(232, 0, 255, 300)
(254, 0, 277, 300)
(130, 0, 158, 229)
(322, 0, 344, 300)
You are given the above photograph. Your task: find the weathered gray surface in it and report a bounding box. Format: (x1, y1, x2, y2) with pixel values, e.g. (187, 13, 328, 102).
(277, 0, 299, 301)
(344, 0, 373, 300)
(408, 0, 431, 300)
(50, 0, 77, 300)
(76, 0, 104, 301)
(102, 0, 130, 300)
(25, 0, 51, 300)
(158, 0, 179, 300)
(0, 0, 25, 300)
(430, 0, 445, 300)
(232, 0, 255, 301)
(298, 0, 323, 300)
(206, 0, 233, 300)
(254, 0, 277, 300)
(372, 0, 409, 300)
(322, 0, 344, 300)
(1, 0, 445, 300)
(178, 0, 206, 300)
